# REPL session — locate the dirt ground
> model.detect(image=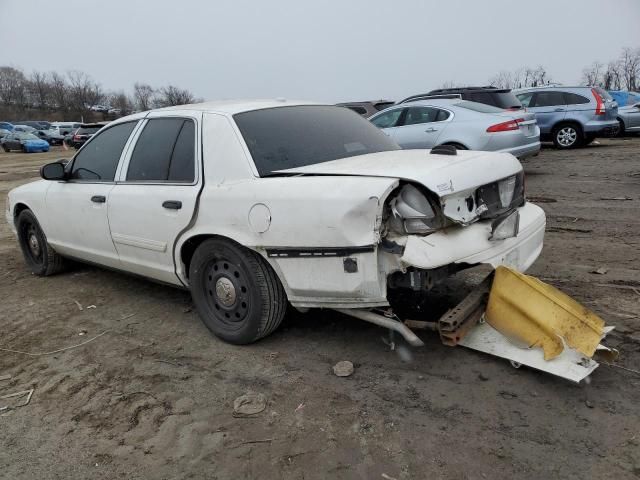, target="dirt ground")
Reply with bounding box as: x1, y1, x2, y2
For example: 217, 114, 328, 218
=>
1, 139, 639, 480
